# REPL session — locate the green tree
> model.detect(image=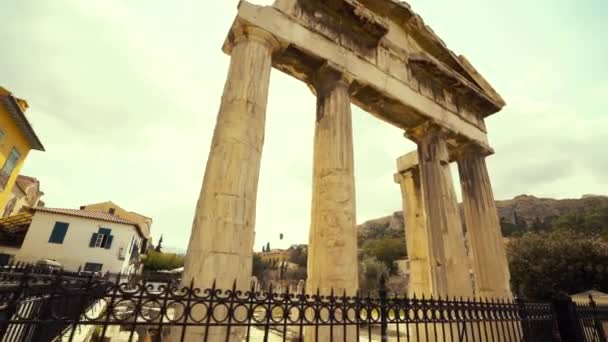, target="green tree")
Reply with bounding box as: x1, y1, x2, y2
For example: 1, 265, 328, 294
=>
553, 203, 608, 239
266, 242, 271, 252
362, 237, 406, 274
359, 258, 388, 294
154, 235, 163, 253
507, 230, 608, 300
143, 250, 184, 271
287, 246, 307, 267
252, 254, 271, 281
